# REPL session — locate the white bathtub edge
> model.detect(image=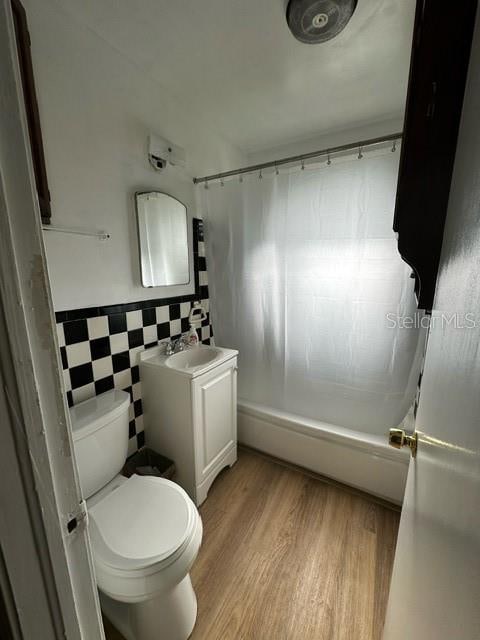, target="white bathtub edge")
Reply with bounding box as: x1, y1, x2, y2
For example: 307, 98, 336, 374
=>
237, 401, 408, 505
